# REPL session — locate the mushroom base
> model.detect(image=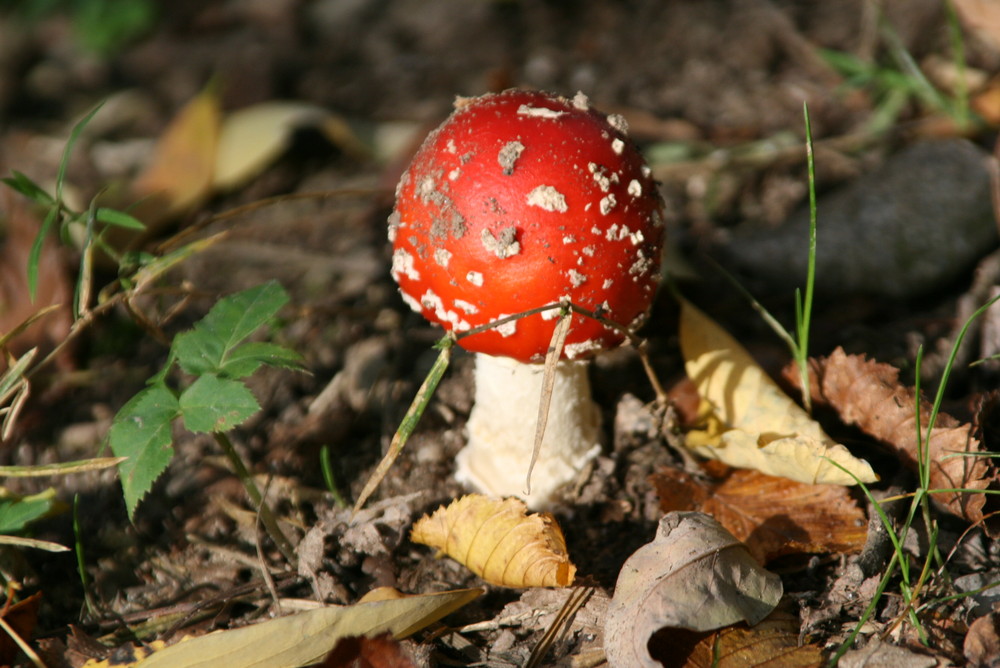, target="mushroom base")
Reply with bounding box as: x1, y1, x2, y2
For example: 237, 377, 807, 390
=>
455, 353, 602, 509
